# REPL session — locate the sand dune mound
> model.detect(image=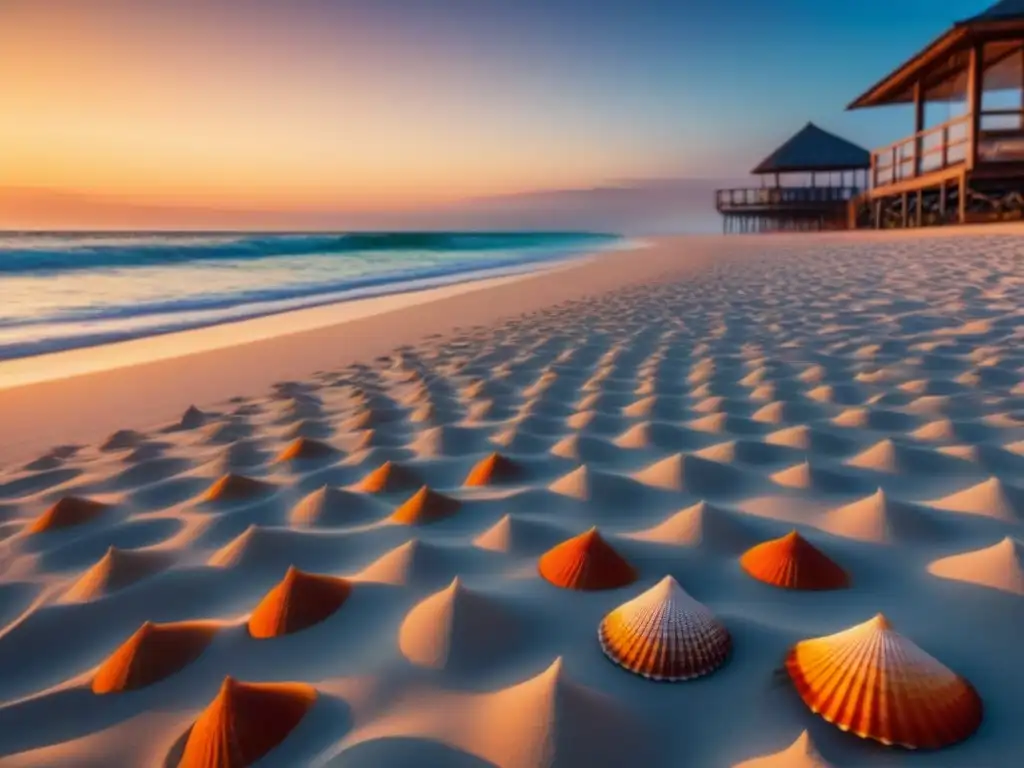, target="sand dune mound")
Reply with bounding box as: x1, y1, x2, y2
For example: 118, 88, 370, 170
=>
471, 658, 647, 768
201, 473, 275, 505
122, 441, 170, 463
390, 487, 461, 525
28, 496, 110, 534
355, 461, 423, 494
911, 418, 977, 443
627, 501, 762, 553
930, 477, 1024, 521
732, 731, 834, 768
538, 528, 637, 590
248, 566, 353, 638
398, 577, 518, 671
178, 677, 317, 768
356, 539, 462, 586
473, 514, 566, 555
764, 425, 856, 456
101, 429, 146, 452
942, 443, 1024, 475
612, 422, 658, 449
290, 486, 384, 528
632, 453, 746, 496
694, 439, 799, 467
740, 531, 850, 590
63, 545, 174, 602
92, 620, 218, 694
621, 395, 656, 418
547, 465, 638, 503
275, 437, 339, 464
343, 407, 402, 432
203, 420, 254, 445
463, 452, 524, 487
565, 409, 622, 434
549, 434, 617, 463
409, 426, 485, 457
927, 537, 1024, 595
807, 384, 866, 405
770, 461, 871, 495
821, 489, 948, 544
844, 438, 961, 474
751, 400, 824, 425
179, 406, 209, 430
211, 439, 269, 472
686, 412, 763, 436
490, 426, 553, 454
517, 397, 575, 420
207, 525, 329, 570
